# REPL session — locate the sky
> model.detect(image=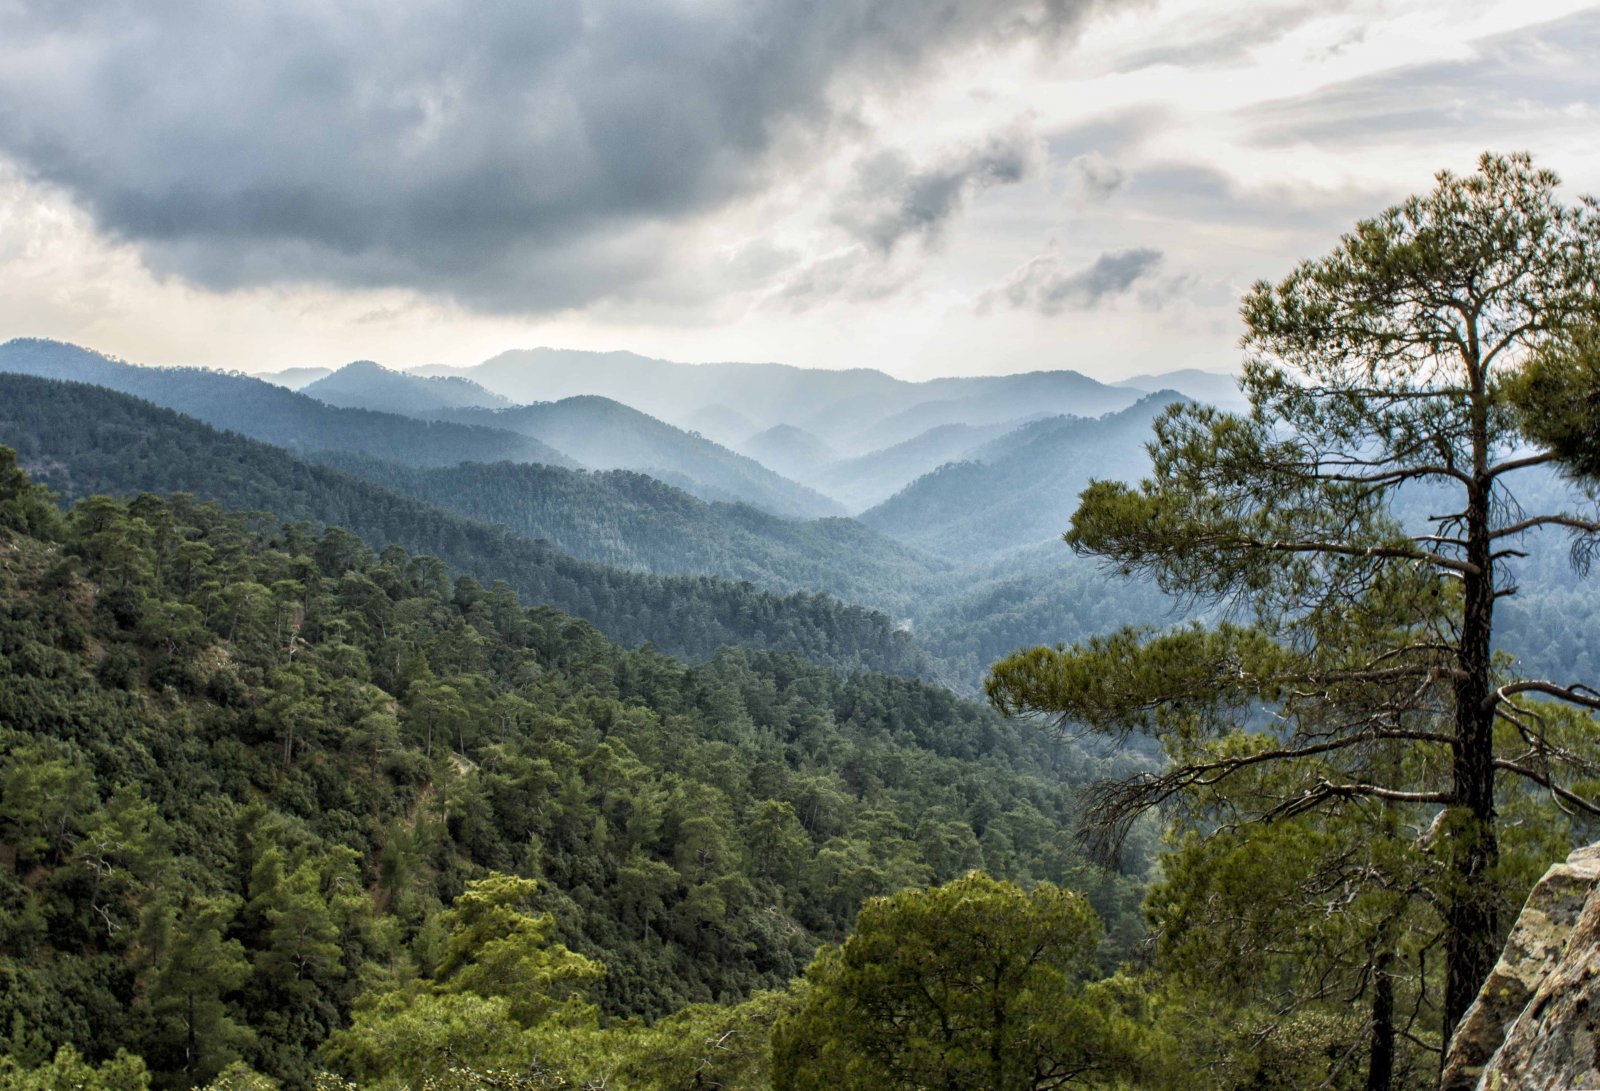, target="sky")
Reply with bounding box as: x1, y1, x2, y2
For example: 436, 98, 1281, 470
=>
1, 0, 1598, 382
